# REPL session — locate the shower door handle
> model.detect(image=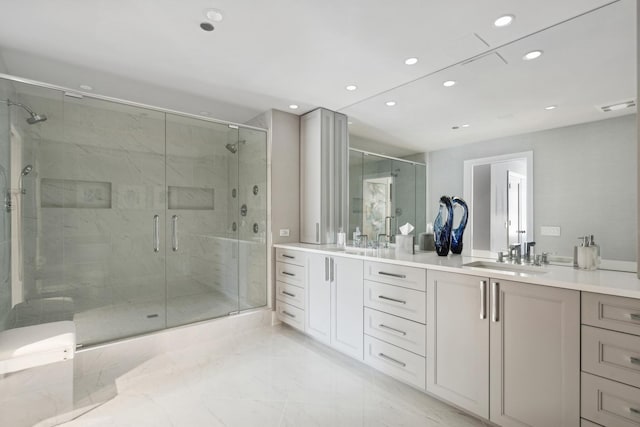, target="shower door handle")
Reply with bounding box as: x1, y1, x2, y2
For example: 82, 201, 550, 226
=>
172, 215, 178, 252
153, 215, 160, 252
